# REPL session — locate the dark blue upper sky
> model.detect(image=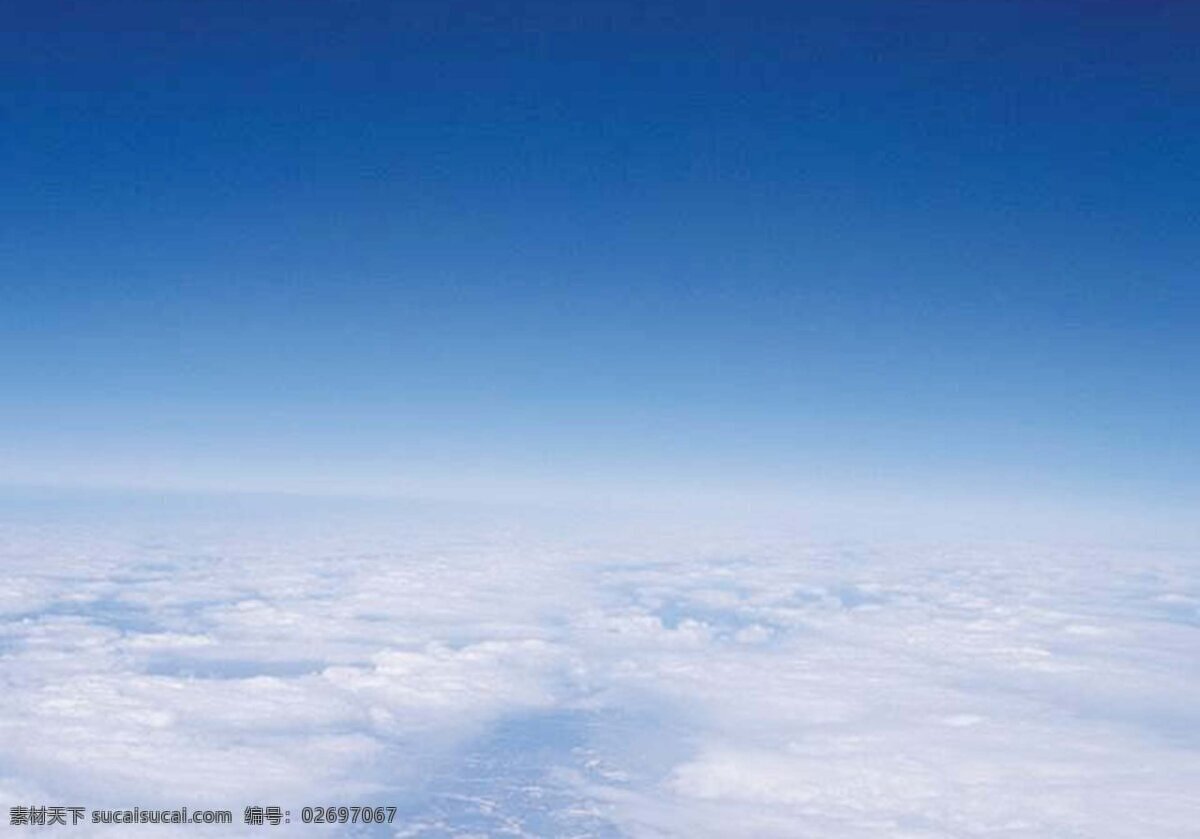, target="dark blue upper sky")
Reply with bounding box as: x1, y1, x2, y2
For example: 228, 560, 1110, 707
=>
2, 1, 1197, 525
